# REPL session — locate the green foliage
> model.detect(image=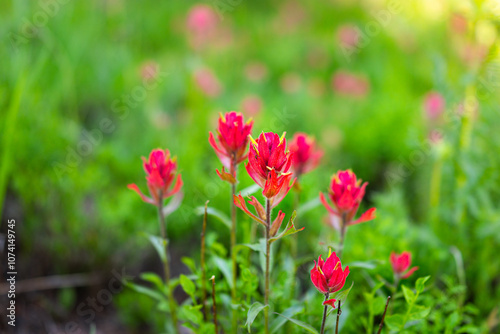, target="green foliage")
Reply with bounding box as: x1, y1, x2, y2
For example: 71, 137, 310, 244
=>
246, 302, 268, 333
385, 276, 431, 332
3, 0, 500, 333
